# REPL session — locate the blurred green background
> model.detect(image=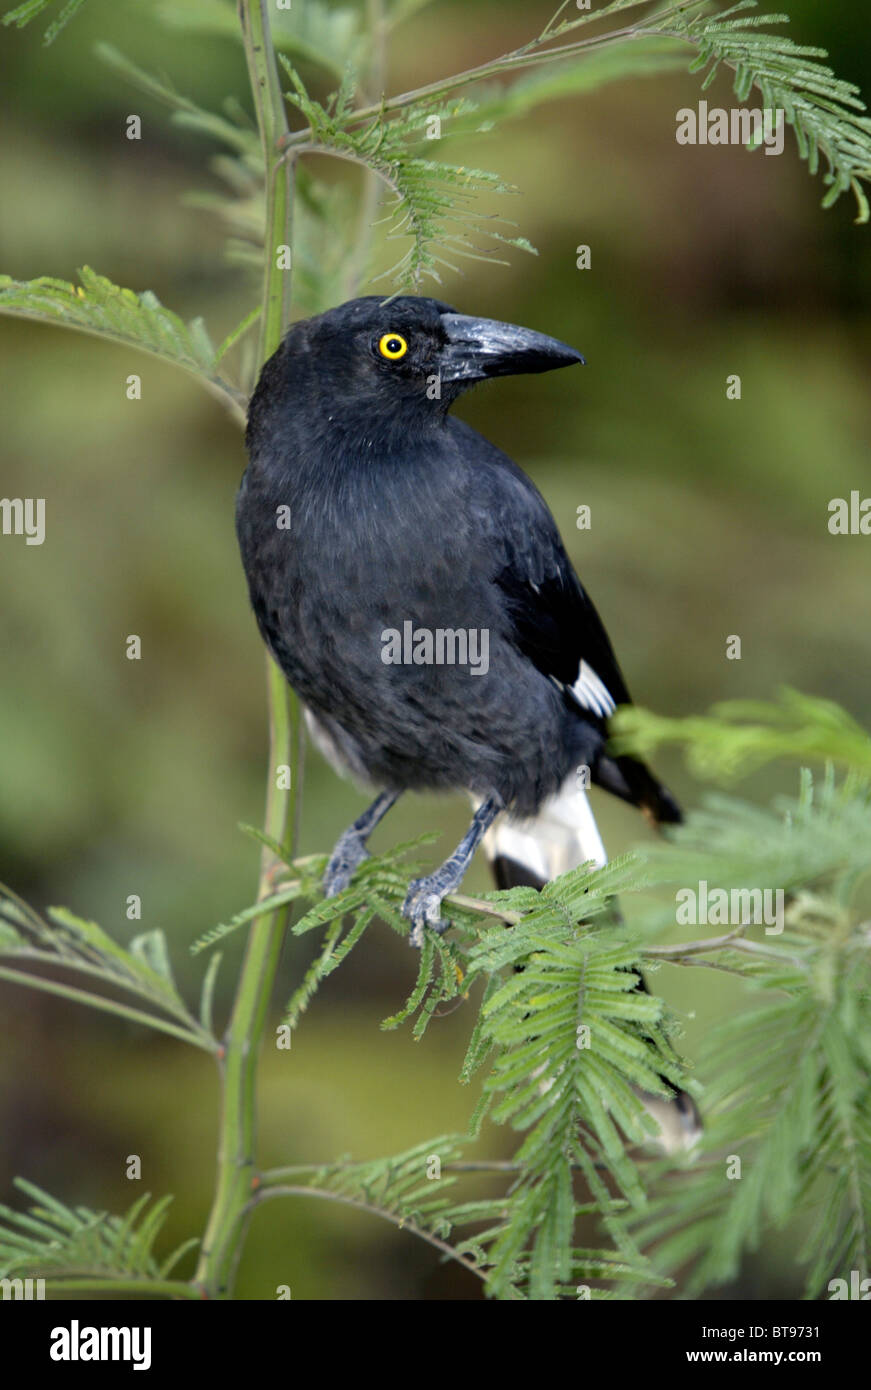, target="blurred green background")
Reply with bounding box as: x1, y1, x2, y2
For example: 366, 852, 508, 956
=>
1, 0, 869, 1299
